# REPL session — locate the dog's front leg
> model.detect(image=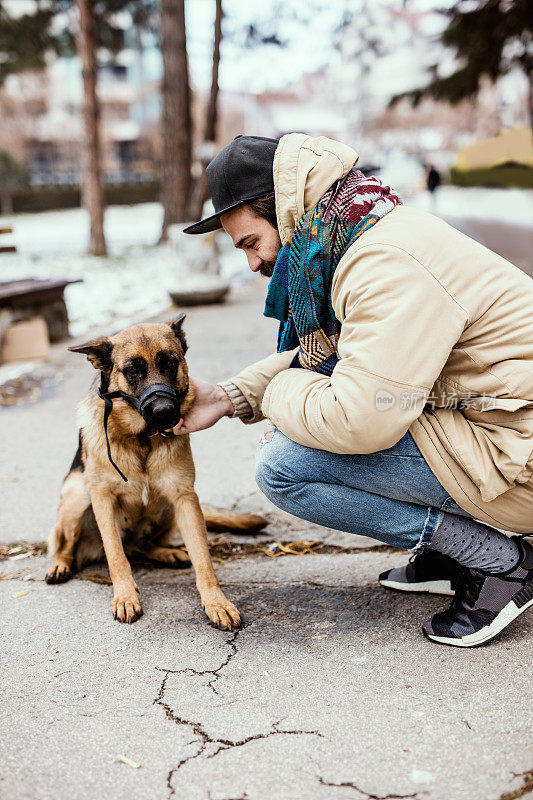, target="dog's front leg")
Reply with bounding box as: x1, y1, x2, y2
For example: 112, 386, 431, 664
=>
91, 490, 143, 623
173, 489, 242, 630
